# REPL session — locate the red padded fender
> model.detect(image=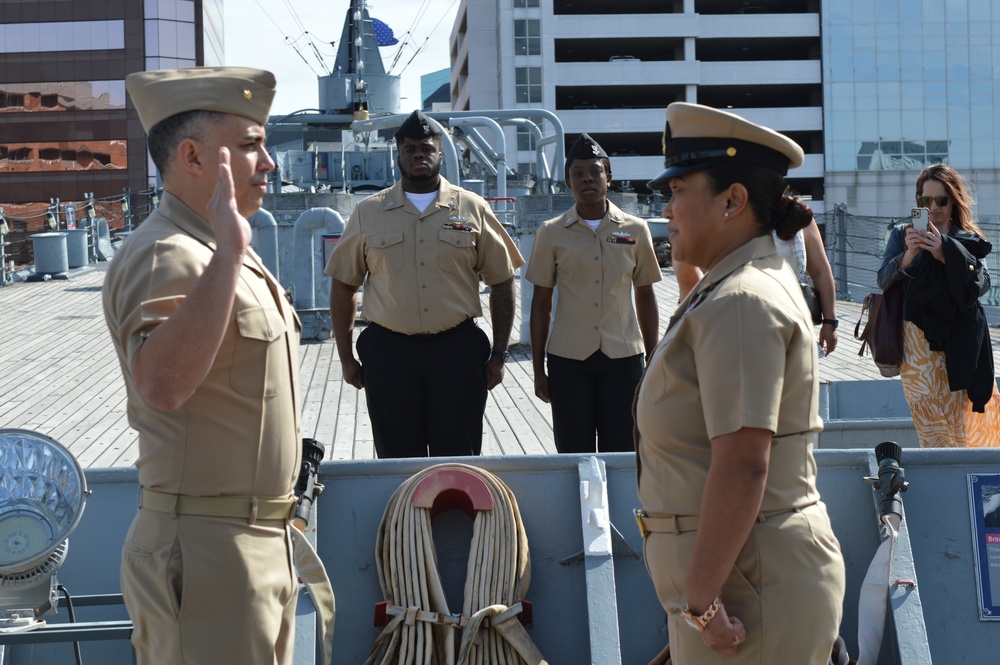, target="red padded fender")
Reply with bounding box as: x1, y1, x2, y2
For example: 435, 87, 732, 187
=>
411, 468, 495, 519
